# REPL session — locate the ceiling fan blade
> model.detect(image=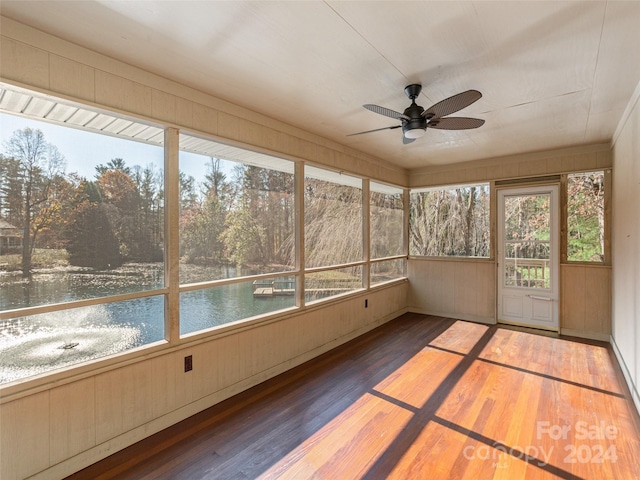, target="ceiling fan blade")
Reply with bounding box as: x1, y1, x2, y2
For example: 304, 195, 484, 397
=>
428, 117, 485, 130
424, 90, 482, 119
402, 136, 416, 145
364, 104, 409, 121
347, 125, 401, 136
